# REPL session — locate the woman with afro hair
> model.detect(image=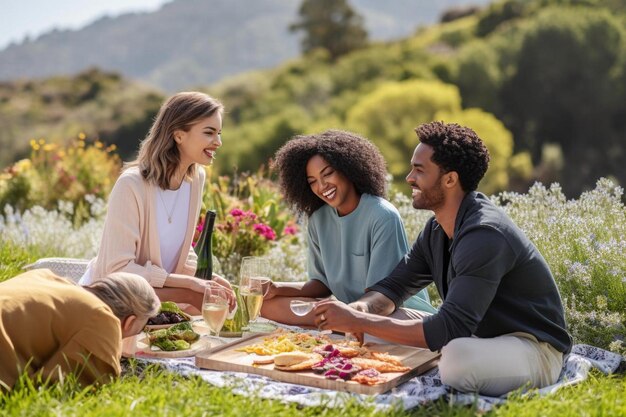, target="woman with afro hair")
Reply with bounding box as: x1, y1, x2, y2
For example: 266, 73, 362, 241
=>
261, 130, 435, 326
